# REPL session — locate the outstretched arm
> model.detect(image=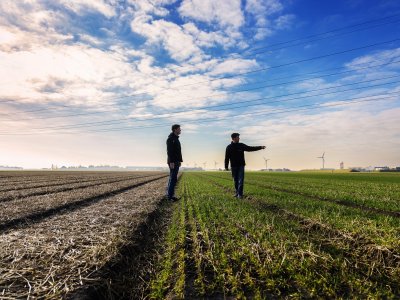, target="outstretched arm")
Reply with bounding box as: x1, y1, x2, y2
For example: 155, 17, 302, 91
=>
243, 144, 266, 152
